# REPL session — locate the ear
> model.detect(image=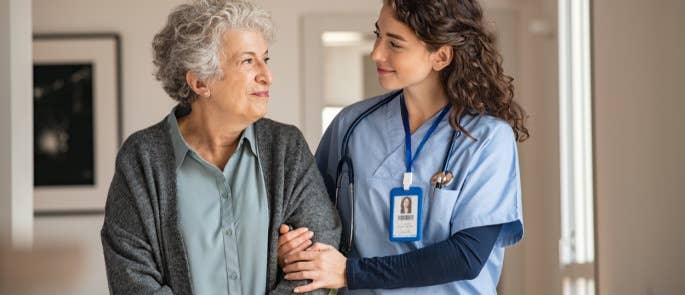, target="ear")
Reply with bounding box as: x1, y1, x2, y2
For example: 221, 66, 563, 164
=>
185, 71, 211, 98
431, 45, 453, 72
